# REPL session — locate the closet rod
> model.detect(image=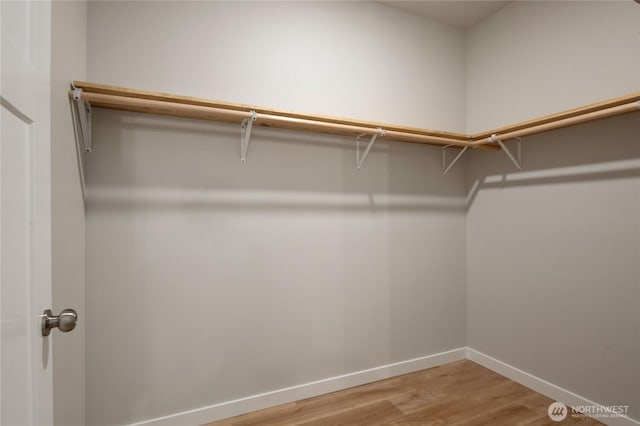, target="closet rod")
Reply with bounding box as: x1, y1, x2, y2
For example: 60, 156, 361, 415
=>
72, 91, 475, 148
472, 93, 640, 141
473, 101, 640, 145
70, 81, 639, 152
72, 81, 470, 143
